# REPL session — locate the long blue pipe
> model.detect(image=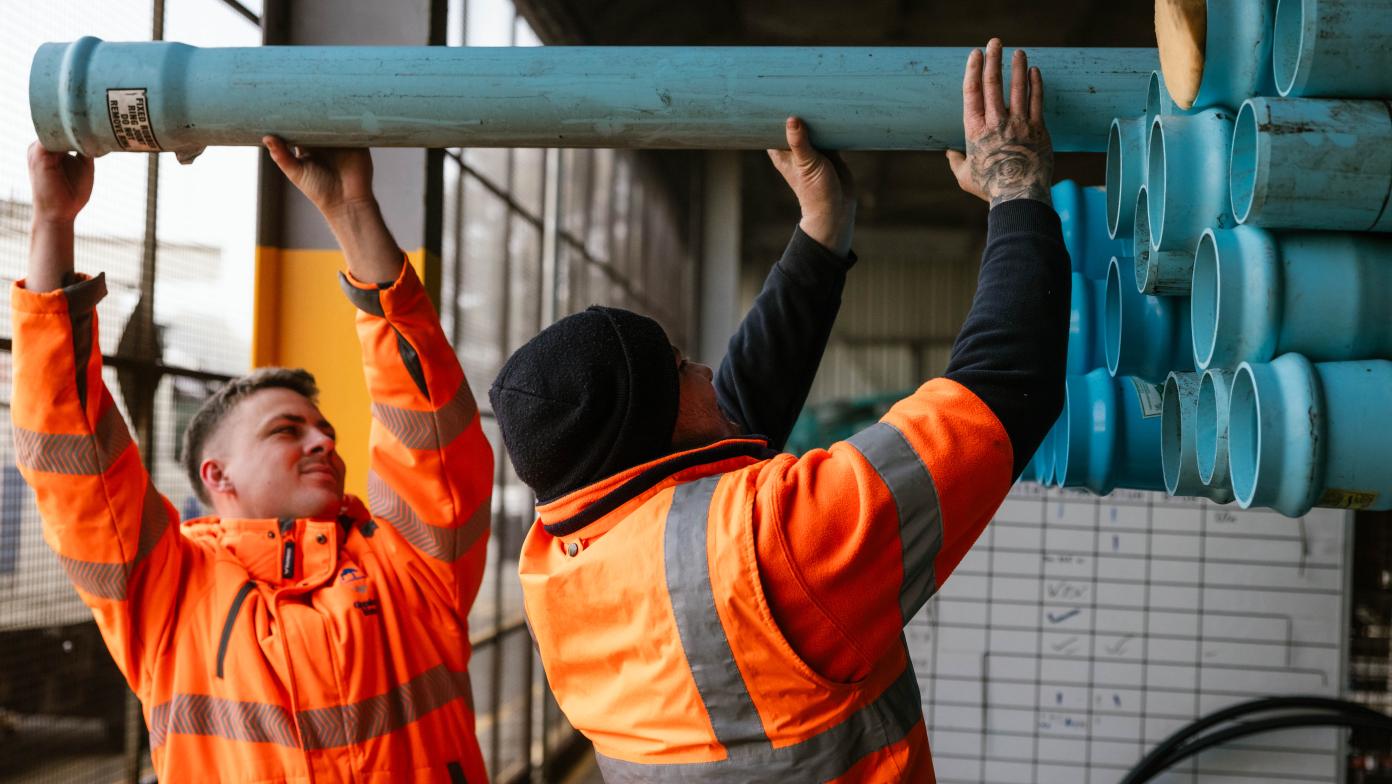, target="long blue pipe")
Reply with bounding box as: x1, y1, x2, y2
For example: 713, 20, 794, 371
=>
1229, 354, 1392, 516
1105, 256, 1194, 383
1053, 181, 1127, 281
1056, 369, 1166, 495
1191, 227, 1392, 369
29, 38, 1158, 156
1132, 186, 1195, 295
1196, 368, 1235, 490
1230, 97, 1392, 232
1274, 0, 1392, 98
1066, 273, 1108, 375
1146, 109, 1235, 254
1161, 371, 1235, 503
